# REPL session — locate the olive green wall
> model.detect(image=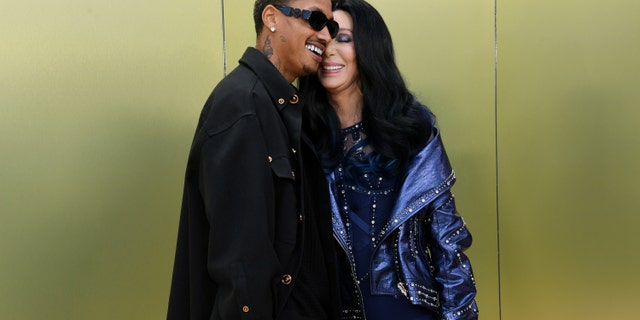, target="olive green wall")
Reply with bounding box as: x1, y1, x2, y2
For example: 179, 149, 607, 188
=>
498, 0, 640, 319
1, 0, 638, 319
1, 0, 221, 319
